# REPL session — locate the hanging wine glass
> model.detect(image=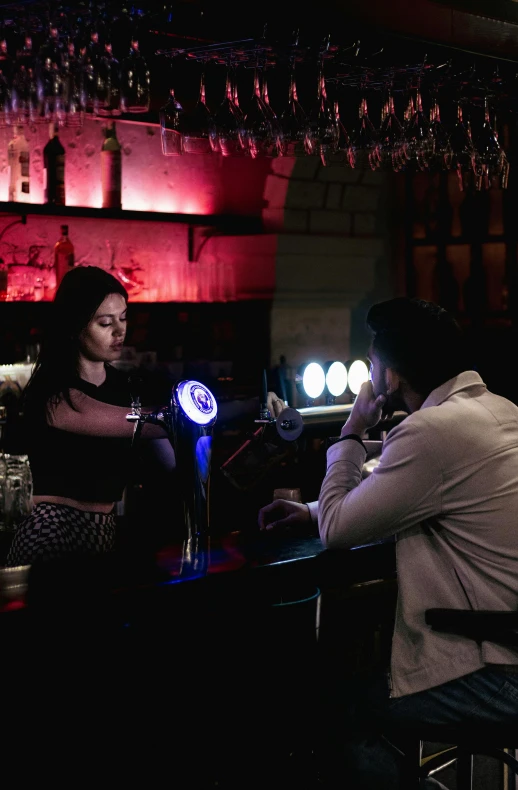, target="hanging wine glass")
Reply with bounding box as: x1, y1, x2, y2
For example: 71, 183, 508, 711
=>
449, 102, 476, 191
0, 68, 10, 127
307, 70, 339, 166
243, 69, 276, 158
38, 57, 65, 124
378, 91, 404, 171
327, 101, 354, 167
120, 39, 150, 114
96, 43, 121, 117
179, 71, 214, 154
472, 98, 509, 190
280, 67, 310, 157
428, 97, 451, 172
64, 41, 85, 127
353, 95, 380, 171
159, 87, 184, 155
211, 70, 245, 156
404, 84, 432, 170
11, 37, 37, 125
261, 70, 282, 156
0, 40, 12, 127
